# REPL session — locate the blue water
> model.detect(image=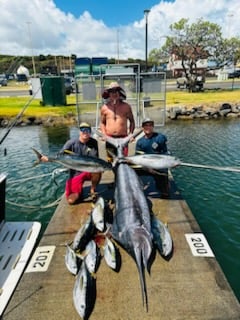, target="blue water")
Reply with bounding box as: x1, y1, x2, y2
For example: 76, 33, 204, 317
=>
0, 126, 70, 228
0, 120, 240, 302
